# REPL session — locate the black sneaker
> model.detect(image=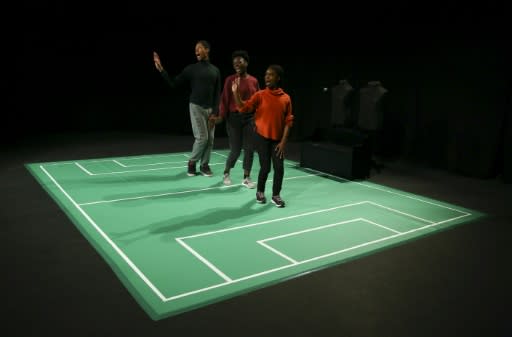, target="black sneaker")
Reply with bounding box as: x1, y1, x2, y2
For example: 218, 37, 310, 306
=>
200, 163, 213, 177
256, 191, 266, 204
187, 160, 197, 176
271, 195, 285, 208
